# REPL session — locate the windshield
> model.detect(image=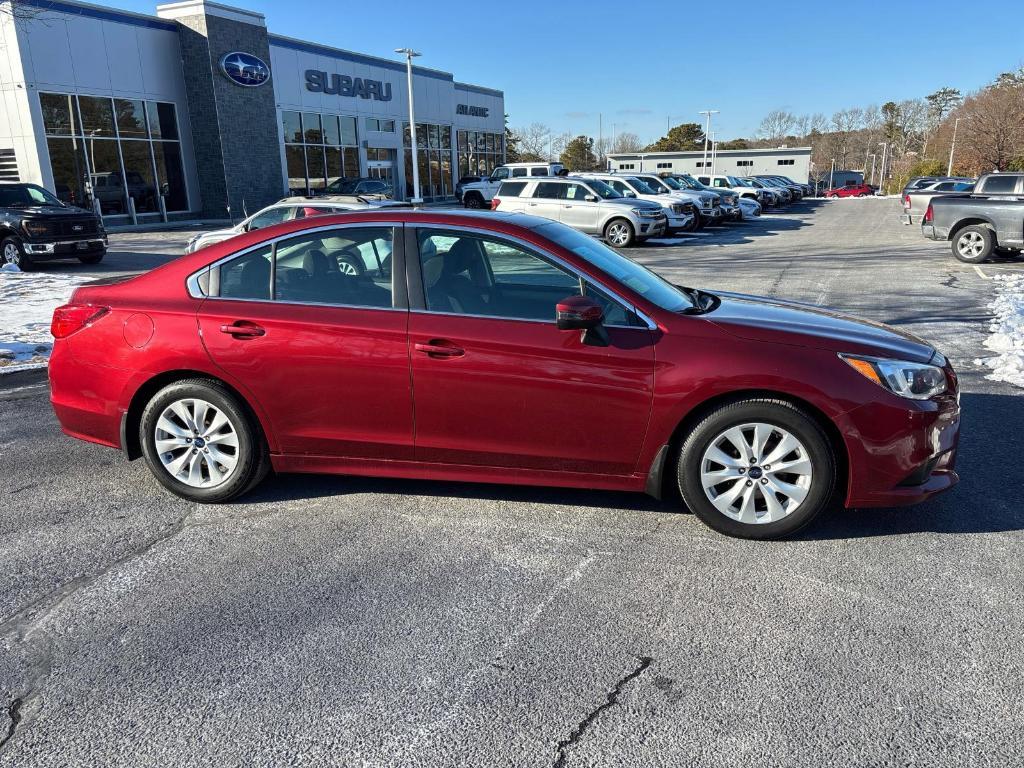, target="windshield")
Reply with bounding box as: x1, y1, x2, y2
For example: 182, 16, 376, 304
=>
537, 222, 696, 312
725, 176, 743, 186
586, 179, 622, 199
677, 175, 704, 190
326, 178, 360, 194
625, 177, 658, 195
653, 176, 681, 190
0, 184, 65, 207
